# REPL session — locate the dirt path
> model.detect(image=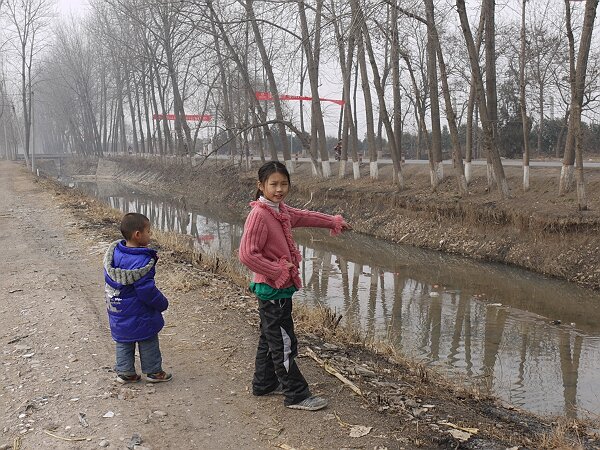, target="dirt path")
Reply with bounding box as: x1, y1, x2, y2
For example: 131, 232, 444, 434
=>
3, 161, 597, 450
